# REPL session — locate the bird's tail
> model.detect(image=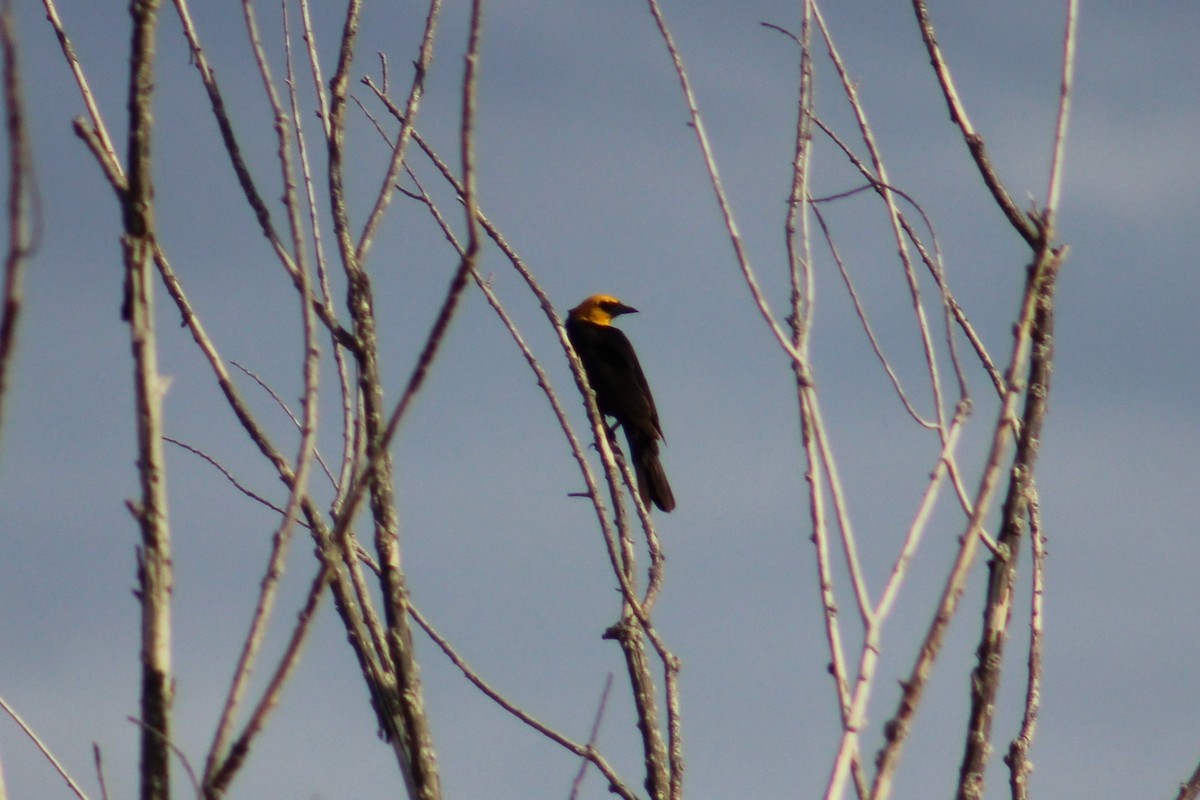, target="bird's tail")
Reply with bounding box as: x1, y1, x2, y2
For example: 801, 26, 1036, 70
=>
627, 430, 675, 513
